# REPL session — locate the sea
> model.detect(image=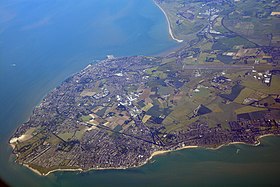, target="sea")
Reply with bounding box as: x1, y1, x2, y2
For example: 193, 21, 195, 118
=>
0, 0, 280, 186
